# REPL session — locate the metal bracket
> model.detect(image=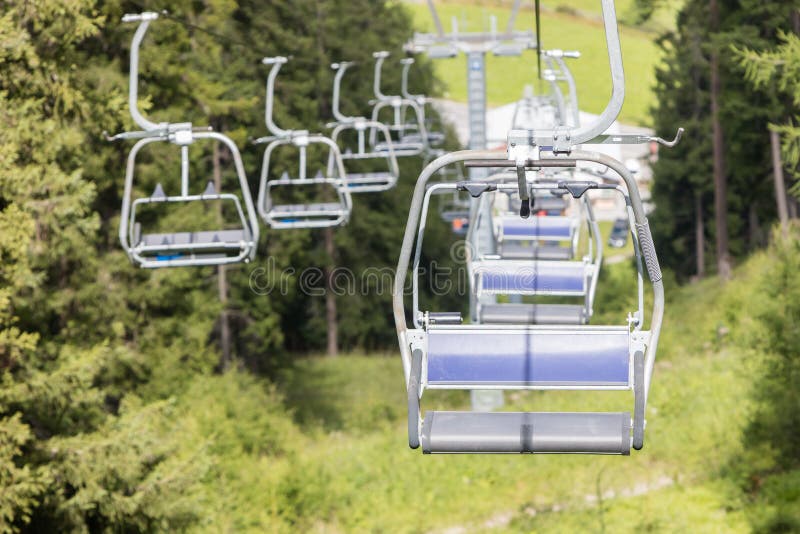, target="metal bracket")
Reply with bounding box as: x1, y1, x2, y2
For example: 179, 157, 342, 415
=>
121, 11, 159, 23
507, 130, 540, 217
